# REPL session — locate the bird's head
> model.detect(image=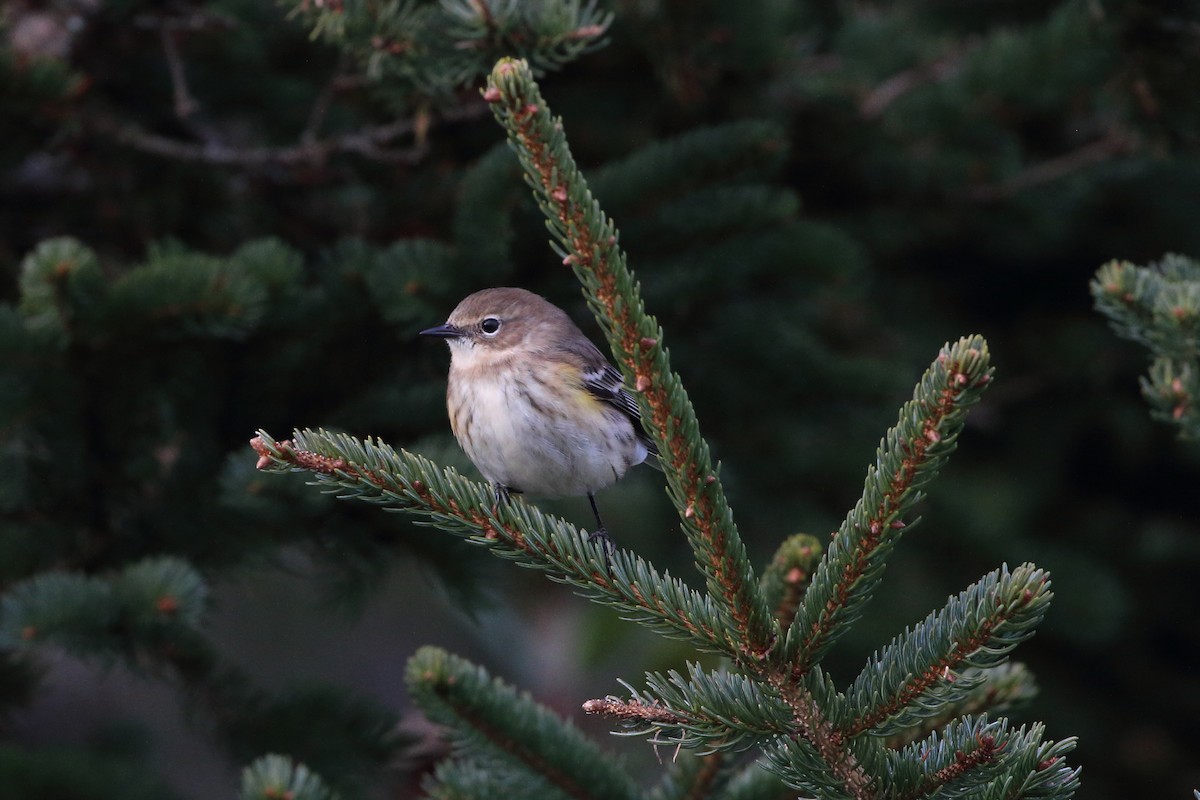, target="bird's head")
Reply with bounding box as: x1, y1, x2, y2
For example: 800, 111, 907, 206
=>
420, 287, 574, 364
